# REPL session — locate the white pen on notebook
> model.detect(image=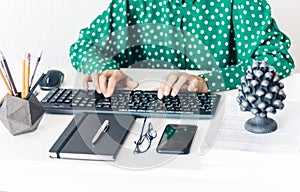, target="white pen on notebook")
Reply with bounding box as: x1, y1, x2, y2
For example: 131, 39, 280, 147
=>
92, 120, 109, 144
